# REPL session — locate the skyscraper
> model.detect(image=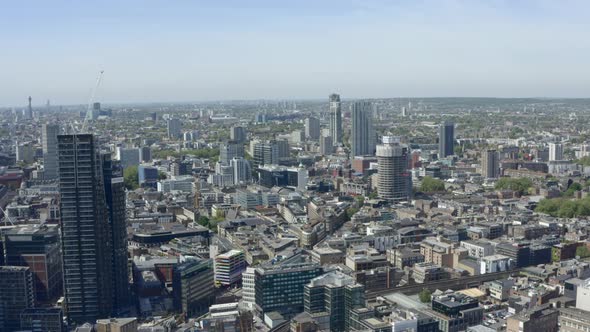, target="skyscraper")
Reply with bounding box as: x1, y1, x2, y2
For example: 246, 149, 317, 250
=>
320, 135, 333, 155
23, 96, 33, 119
231, 157, 252, 184
549, 143, 563, 161
482, 149, 500, 179
351, 101, 375, 157
305, 117, 320, 140
167, 118, 182, 139
230, 126, 247, 143
439, 121, 455, 158
42, 124, 60, 180
101, 154, 131, 312
376, 137, 411, 202
220, 140, 245, 164
58, 134, 113, 324
329, 94, 342, 145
